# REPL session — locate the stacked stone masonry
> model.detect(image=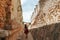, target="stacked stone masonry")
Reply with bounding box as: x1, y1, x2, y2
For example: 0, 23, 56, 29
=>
30, 23, 60, 40
30, 0, 60, 29
30, 0, 60, 40
0, 0, 24, 40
